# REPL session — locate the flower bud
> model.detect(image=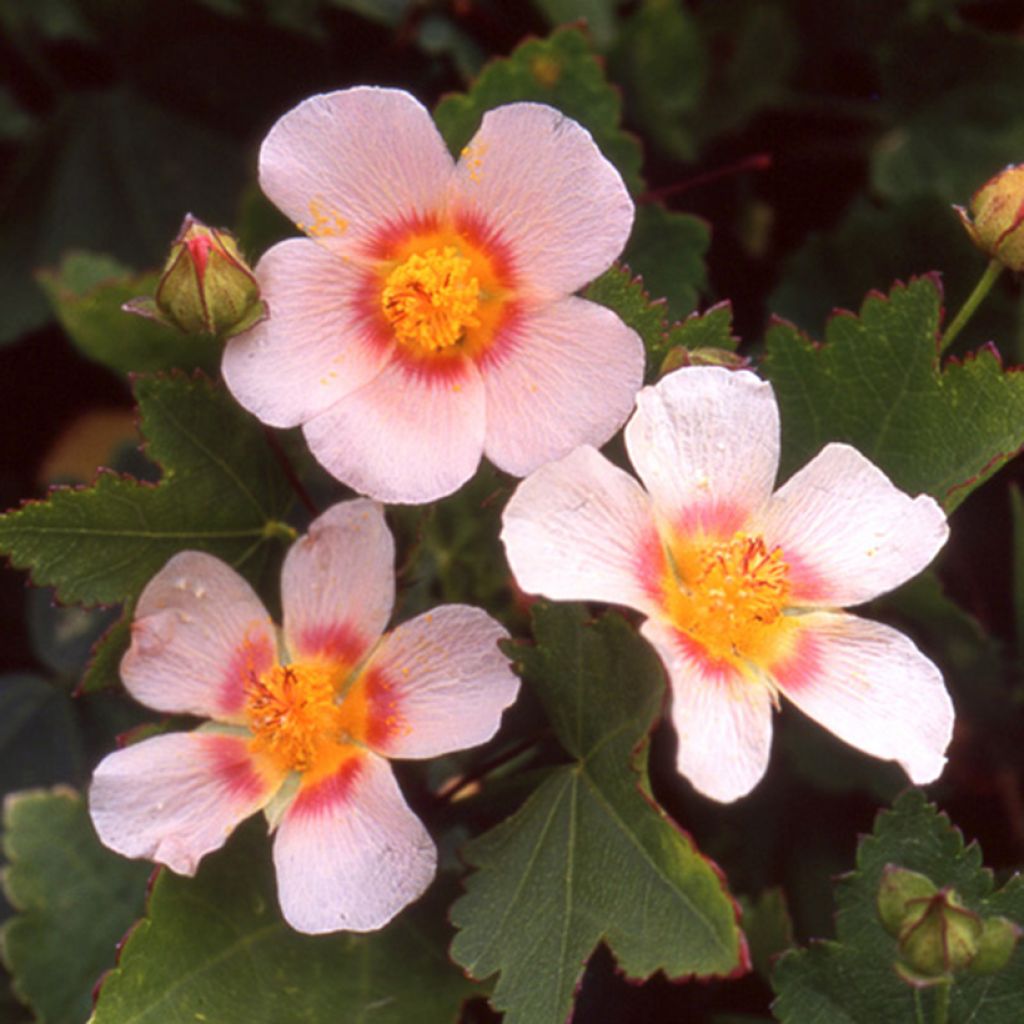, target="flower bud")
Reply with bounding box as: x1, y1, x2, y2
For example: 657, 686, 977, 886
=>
955, 164, 1024, 272
968, 915, 1021, 975
125, 214, 266, 338
659, 346, 749, 376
